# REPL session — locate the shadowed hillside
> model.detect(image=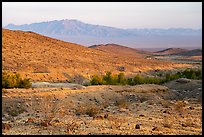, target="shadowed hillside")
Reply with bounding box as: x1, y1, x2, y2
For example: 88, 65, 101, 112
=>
175, 49, 202, 56
154, 48, 188, 55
